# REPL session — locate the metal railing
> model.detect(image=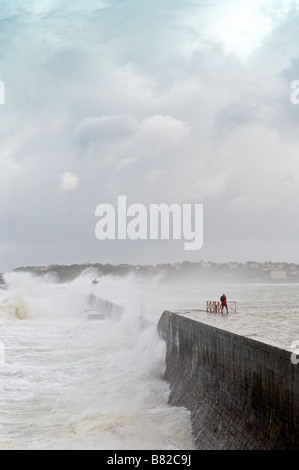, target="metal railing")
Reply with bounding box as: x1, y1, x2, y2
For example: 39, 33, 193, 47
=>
206, 301, 237, 315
